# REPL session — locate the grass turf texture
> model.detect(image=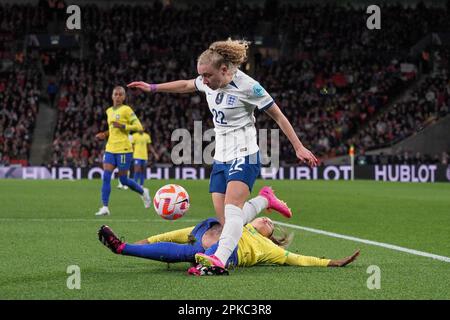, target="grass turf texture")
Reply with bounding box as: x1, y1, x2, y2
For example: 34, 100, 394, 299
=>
0, 179, 449, 299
